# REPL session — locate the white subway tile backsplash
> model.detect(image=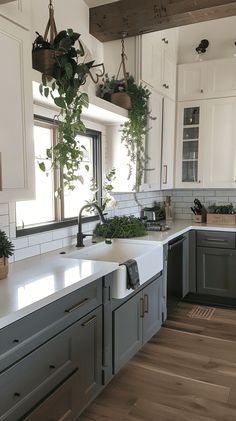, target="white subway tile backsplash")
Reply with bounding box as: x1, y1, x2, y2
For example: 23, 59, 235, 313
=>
0, 215, 9, 227
29, 232, 53, 246
40, 239, 63, 254
52, 227, 74, 240
0, 204, 9, 215
12, 237, 28, 250
14, 245, 41, 261
9, 203, 16, 223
